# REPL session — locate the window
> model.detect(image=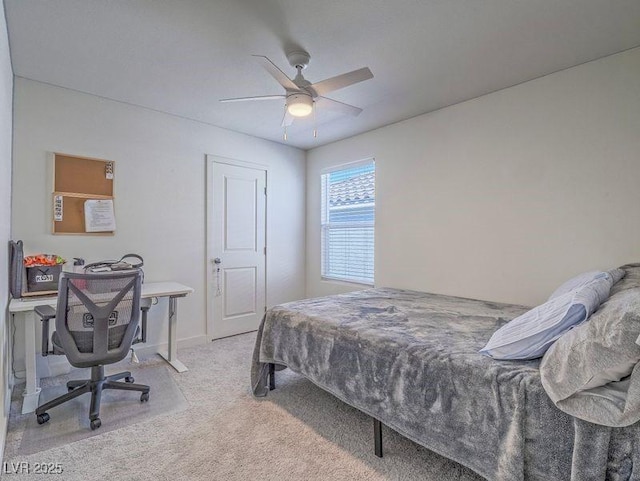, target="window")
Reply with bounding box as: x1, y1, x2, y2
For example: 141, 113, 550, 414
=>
321, 160, 375, 285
